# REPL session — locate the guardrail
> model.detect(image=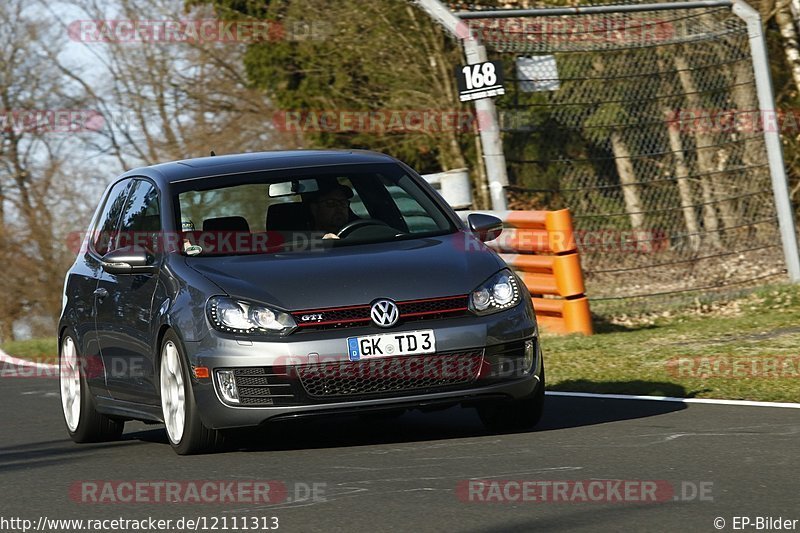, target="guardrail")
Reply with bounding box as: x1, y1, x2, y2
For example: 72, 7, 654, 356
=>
463, 209, 593, 335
